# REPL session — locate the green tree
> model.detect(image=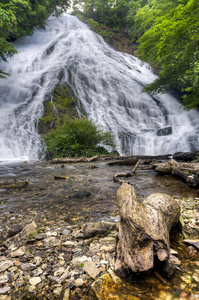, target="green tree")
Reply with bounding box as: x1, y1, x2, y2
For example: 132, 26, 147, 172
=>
0, 0, 70, 76
137, 0, 199, 108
